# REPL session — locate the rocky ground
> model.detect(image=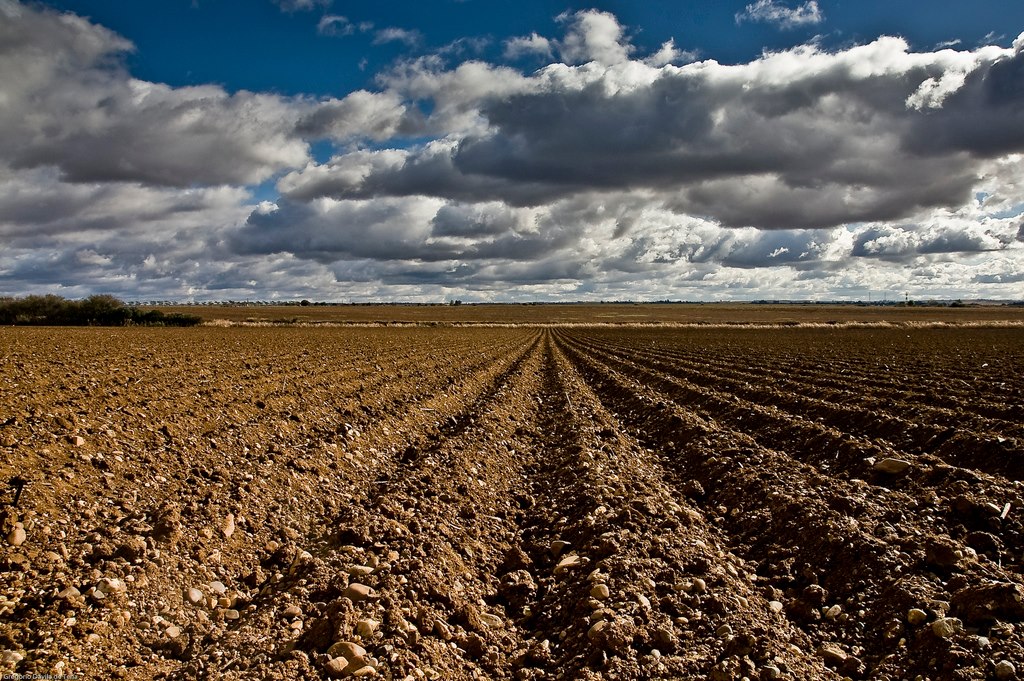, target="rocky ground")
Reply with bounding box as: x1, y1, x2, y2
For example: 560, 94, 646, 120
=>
1, 325, 1022, 680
